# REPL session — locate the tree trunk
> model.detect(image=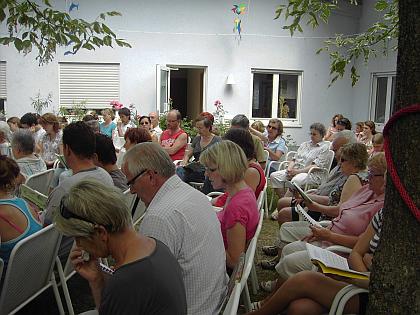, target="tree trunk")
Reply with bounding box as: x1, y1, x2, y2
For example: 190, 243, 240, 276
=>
367, 0, 420, 314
